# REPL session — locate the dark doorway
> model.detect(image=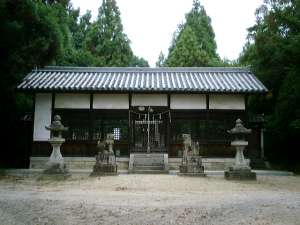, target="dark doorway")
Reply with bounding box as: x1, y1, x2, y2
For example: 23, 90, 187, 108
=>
130, 106, 169, 153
